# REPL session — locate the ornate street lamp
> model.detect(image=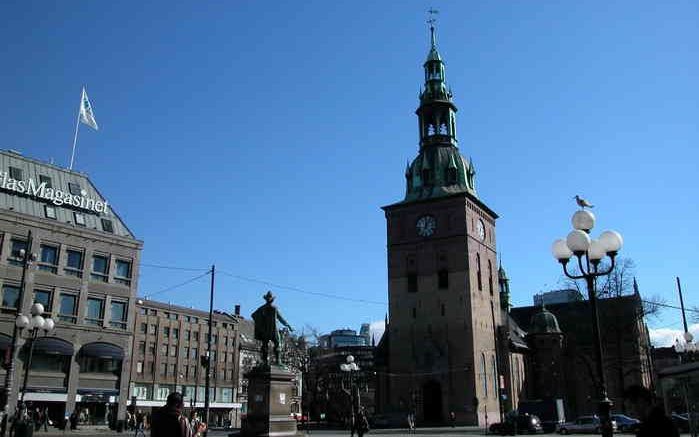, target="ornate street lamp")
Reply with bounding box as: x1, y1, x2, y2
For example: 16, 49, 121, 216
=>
16, 302, 56, 405
340, 355, 360, 429
552, 208, 623, 437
